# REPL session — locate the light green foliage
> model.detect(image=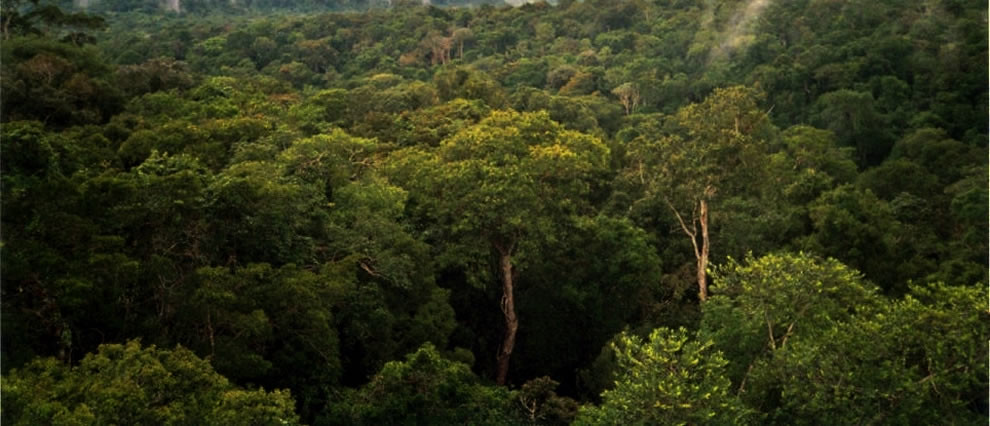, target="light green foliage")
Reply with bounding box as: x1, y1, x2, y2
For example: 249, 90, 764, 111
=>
623, 85, 771, 200
701, 253, 988, 424
751, 283, 989, 424
278, 129, 380, 191
770, 125, 857, 204
397, 109, 609, 279
666, 86, 772, 189
1, 340, 300, 425
392, 98, 490, 146
326, 343, 518, 425
623, 85, 773, 299
702, 252, 879, 387
290, 88, 351, 134
574, 327, 752, 425
388, 109, 610, 383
